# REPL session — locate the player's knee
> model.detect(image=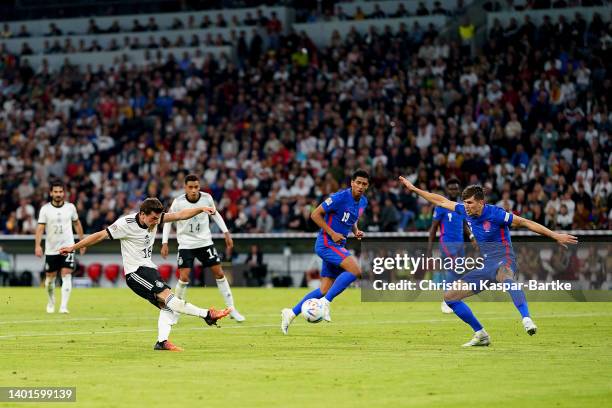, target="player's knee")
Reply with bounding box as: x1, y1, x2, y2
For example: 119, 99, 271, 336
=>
443, 291, 460, 302
496, 266, 513, 282
213, 270, 224, 279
